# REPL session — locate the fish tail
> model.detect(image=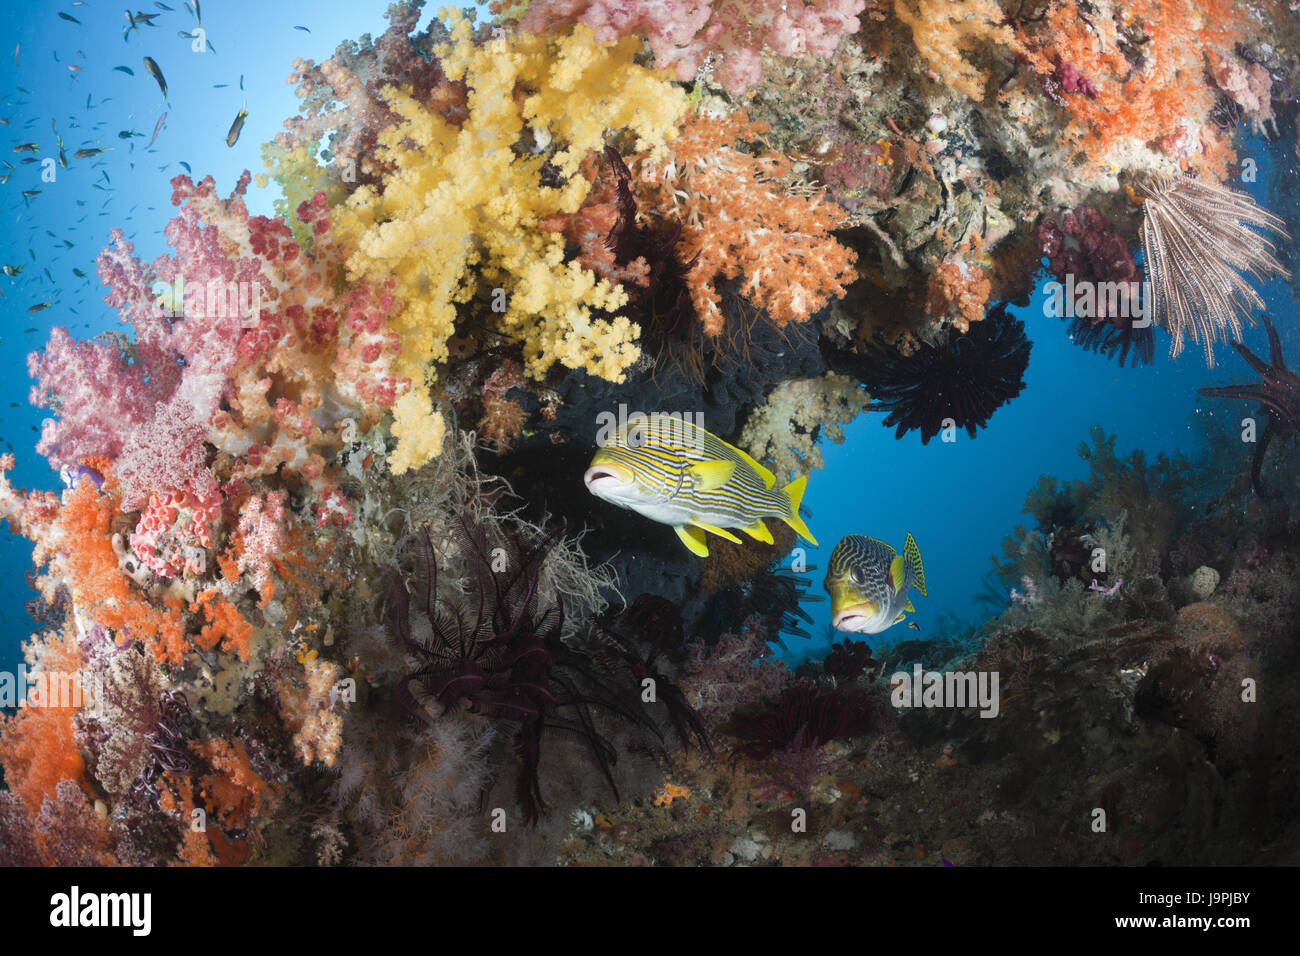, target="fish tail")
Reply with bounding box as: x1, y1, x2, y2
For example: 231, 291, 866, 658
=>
904, 532, 927, 597
779, 475, 817, 546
